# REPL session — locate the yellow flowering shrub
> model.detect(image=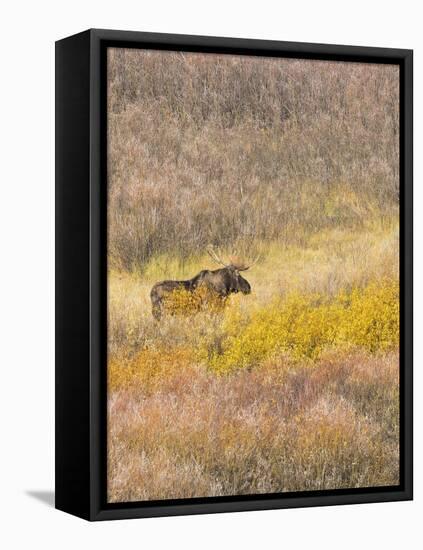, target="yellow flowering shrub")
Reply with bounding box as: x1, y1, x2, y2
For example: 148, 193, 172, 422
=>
162, 286, 227, 316
206, 278, 399, 373
108, 347, 194, 392
336, 280, 399, 352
